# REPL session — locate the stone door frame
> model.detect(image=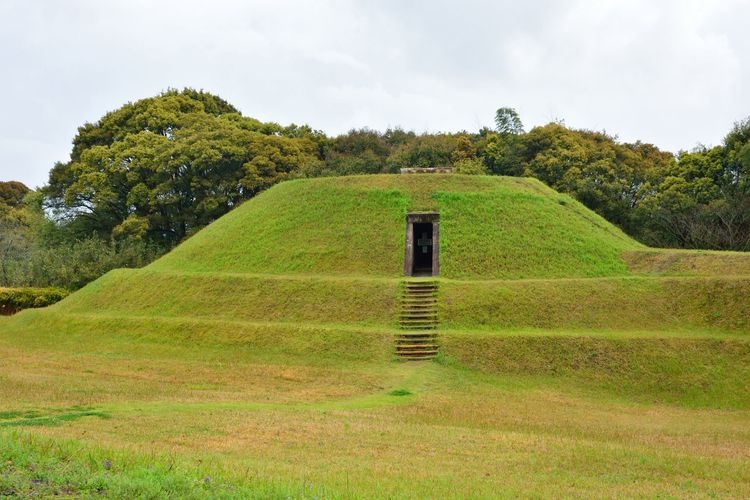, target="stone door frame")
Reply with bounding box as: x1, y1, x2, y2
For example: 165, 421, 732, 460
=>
404, 212, 440, 276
